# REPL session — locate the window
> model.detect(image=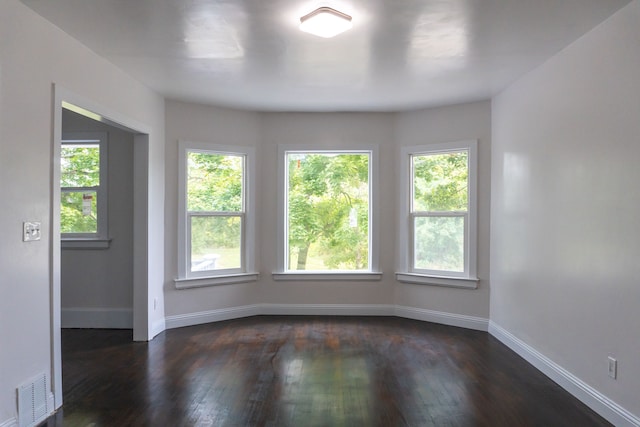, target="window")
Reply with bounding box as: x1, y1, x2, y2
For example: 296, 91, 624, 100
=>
275, 146, 381, 281
60, 132, 109, 247
176, 141, 257, 288
397, 140, 478, 288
